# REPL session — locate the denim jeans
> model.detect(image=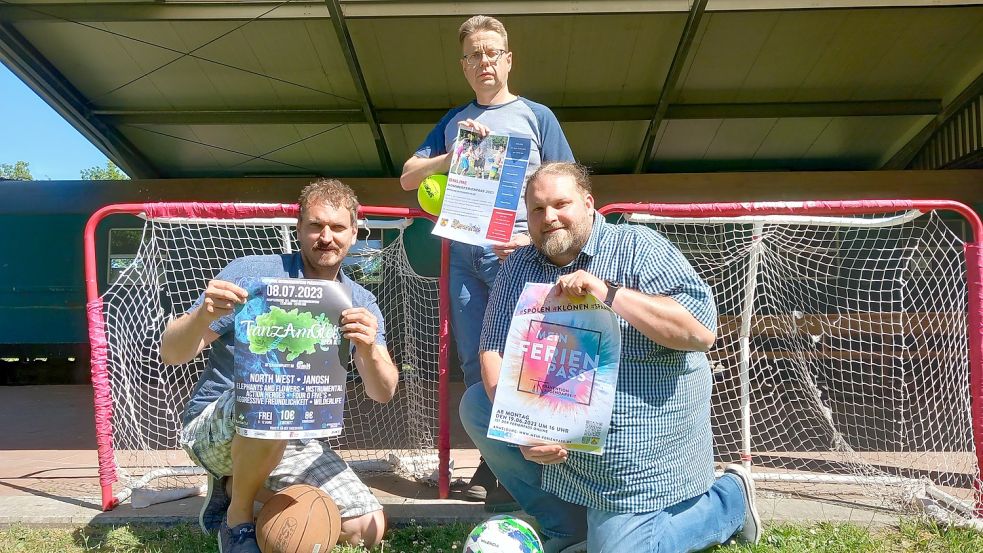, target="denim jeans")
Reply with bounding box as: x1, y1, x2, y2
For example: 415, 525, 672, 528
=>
459, 383, 748, 552
449, 242, 503, 388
